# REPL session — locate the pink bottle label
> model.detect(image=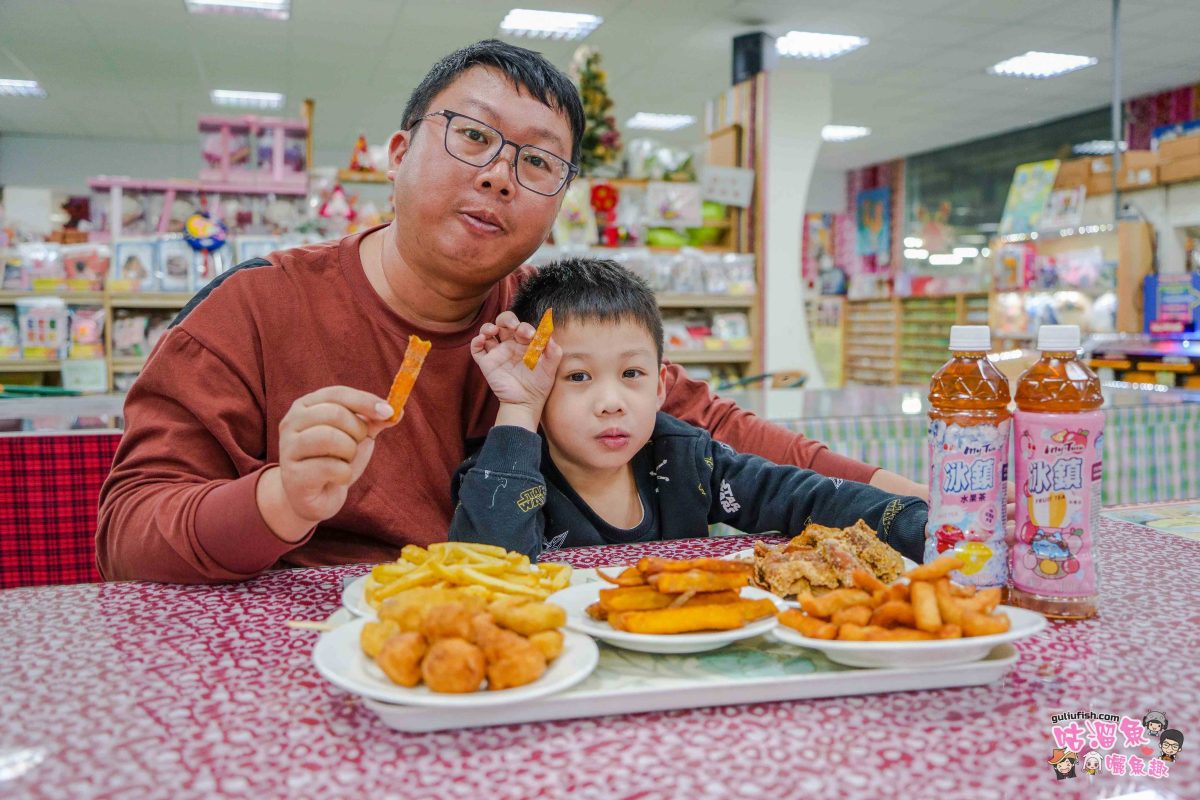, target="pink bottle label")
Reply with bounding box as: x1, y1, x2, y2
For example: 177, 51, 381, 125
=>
925, 418, 1010, 589
1011, 409, 1103, 597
